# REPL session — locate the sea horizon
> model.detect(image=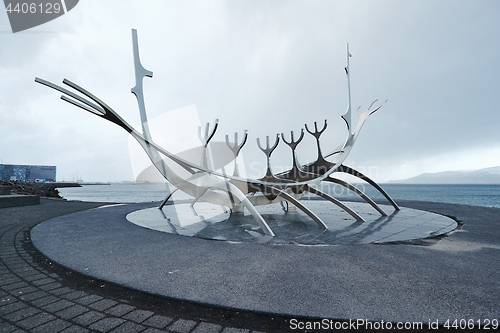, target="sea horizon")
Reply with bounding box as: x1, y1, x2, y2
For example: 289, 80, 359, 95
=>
57, 183, 500, 209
